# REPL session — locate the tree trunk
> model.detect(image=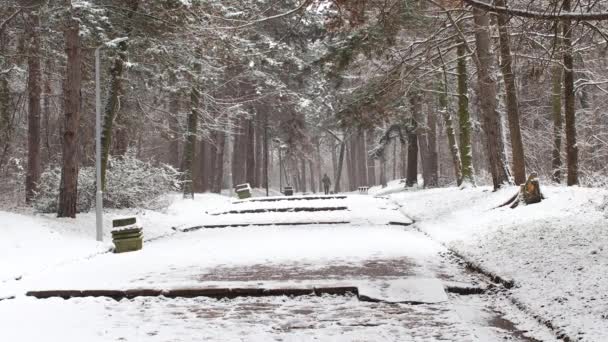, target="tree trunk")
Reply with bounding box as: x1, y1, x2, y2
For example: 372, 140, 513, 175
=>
167, 90, 180, 169
438, 67, 462, 185
412, 91, 431, 187
0, 71, 9, 172
551, 24, 563, 184
401, 141, 407, 179
346, 139, 355, 190
562, 0, 578, 186
367, 129, 376, 185
358, 130, 367, 186
427, 108, 438, 187
495, 0, 526, 185
300, 157, 307, 192
406, 123, 418, 187
231, 123, 241, 187
113, 100, 130, 157
262, 113, 269, 192
0, 25, 10, 172
456, 43, 475, 185
182, 69, 199, 198
473, 8, 511, 190
212, 132, 225, 193
57, 15, 81, 218
254, 112, 262, 188
315, 140, 322, 192
195, 138, 207, 192
100, 0, 139, 190
380, 153, 387, 187
207, 132, 217, 191
392, 140, 397, 180
334, 138, 346, 193
309, 159, 315, 193
331, 142, 337, 182
246, 118, 255, 186
26, 10, 42, 203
